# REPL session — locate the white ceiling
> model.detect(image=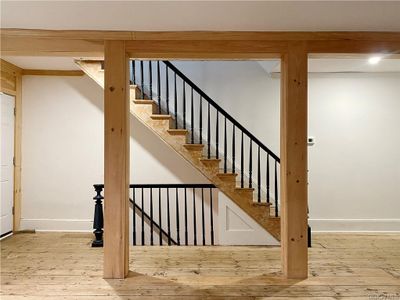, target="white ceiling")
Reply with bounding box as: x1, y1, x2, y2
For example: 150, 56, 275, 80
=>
3, 56, 400, 73
1, 1, 400, 31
